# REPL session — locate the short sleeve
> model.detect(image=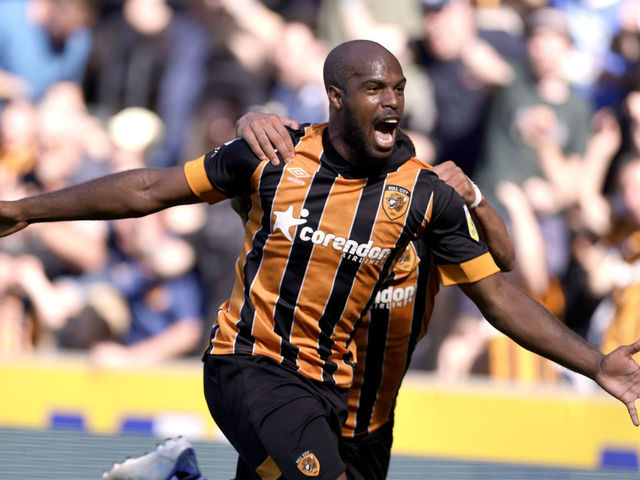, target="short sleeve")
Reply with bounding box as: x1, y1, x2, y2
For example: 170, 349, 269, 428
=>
183, 138, 262, 203
423, 181, 500, 286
